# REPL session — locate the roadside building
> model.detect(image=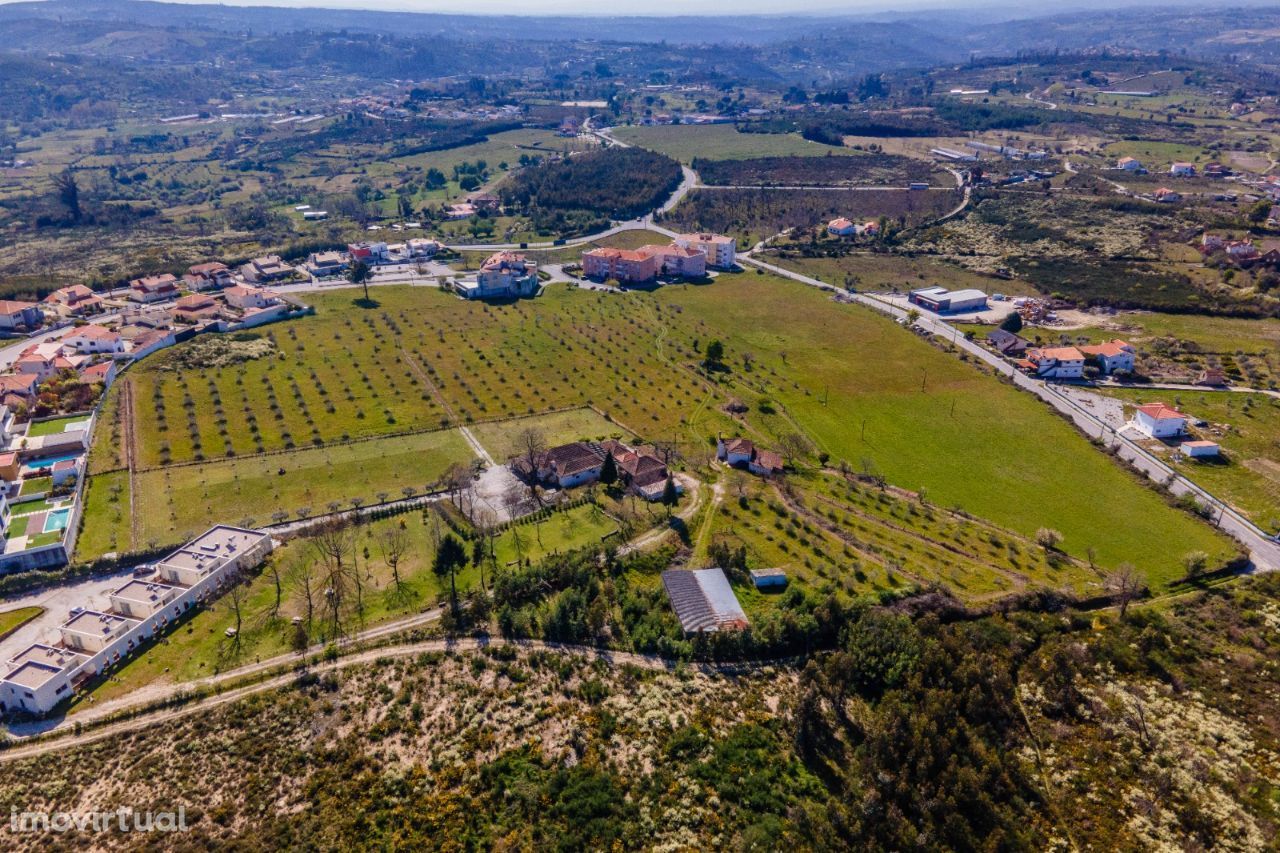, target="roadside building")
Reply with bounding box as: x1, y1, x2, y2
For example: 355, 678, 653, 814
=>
908, 287, 988, 314
224, 285, 279, 311
1117, 156, 1142, 171
240, 256, 294, 284
674, 233, 736, 269
61, 324, 127, 355
174, 293, 222, 324
456, 252, 538, 300
1079, 339, 1135, 374
1024, 346, 1085, 379
1132, 402, 1188, 439
306, 251, 349, 278
1170, 162, 1196, 177
985, 328, 1029, 356
582, 247, 658, 284
1180, 440, 1220, 458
